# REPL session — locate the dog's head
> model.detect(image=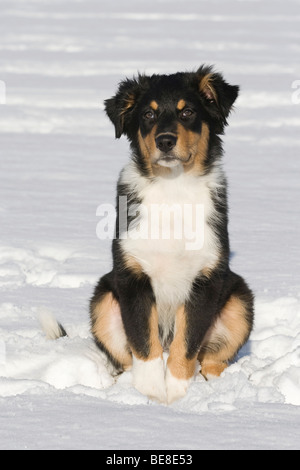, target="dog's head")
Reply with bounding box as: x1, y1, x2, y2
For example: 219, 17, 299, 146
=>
105, 66, 239, 175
